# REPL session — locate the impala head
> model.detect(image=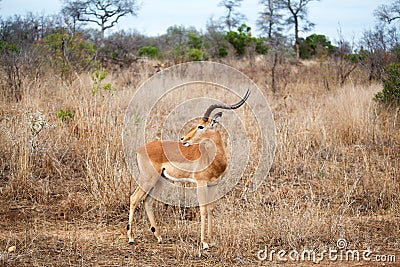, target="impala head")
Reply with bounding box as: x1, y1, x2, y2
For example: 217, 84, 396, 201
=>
180, 89, 250, 146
